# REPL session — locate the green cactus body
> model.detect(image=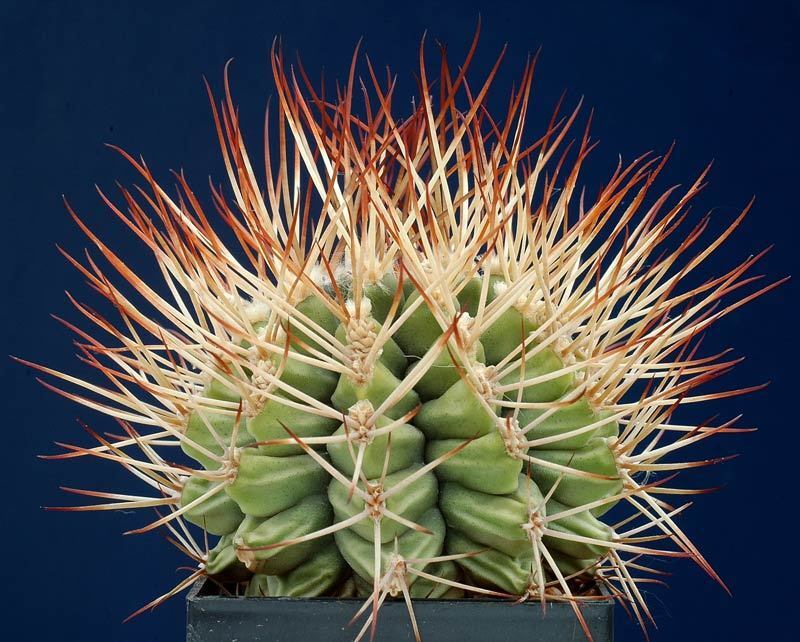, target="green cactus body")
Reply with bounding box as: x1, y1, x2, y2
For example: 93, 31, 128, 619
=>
175, 271, 624, 600
180, 476, 244, 536
390, 274, 619, 596
182, 406, 255, 470
178, 325, 348, 590
247, 542, 348, 597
